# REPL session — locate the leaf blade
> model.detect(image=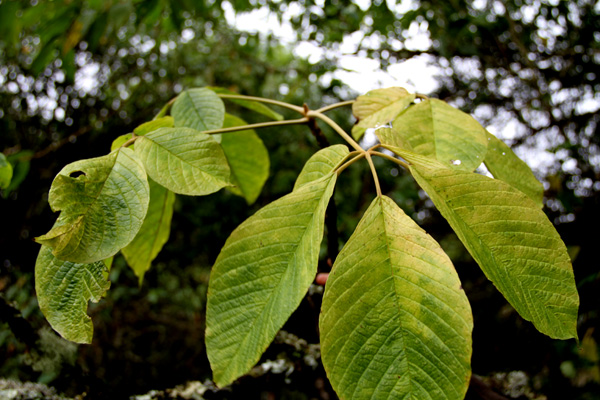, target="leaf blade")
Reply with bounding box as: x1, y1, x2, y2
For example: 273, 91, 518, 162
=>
172, 88, 225, 131
135, 127, 231, 196
352, 87, 416, 140
379, 99, 488, 171
36, 147, 150, 263
393, 149, 579, 339
121, 179, 175, 284
219, 114, 270, 204
35, 245, 110, 344
293, 144, 349, 191
320, 196, 473, 400
133, 116, 174, 136
206, 174, 337, 386
209, 87, 284, 121
0, 153, 13, 189
483, 131, 544, 207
